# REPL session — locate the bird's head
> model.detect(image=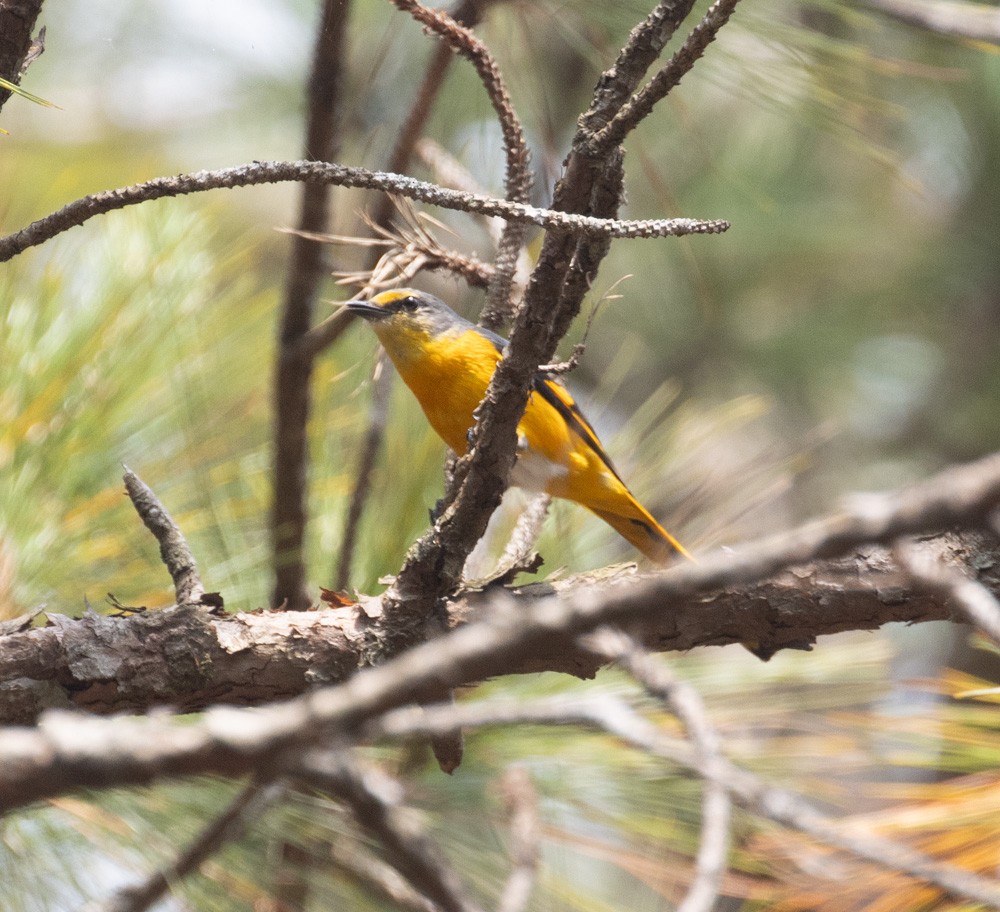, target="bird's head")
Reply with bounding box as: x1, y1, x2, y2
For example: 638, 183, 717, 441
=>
344, 289, 465, 345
